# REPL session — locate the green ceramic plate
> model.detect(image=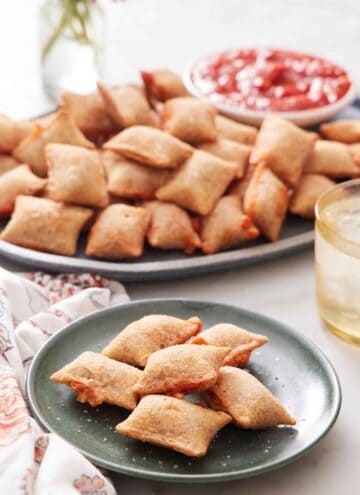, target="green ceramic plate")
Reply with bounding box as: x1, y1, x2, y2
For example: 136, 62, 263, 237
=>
26, 299, 341, 483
